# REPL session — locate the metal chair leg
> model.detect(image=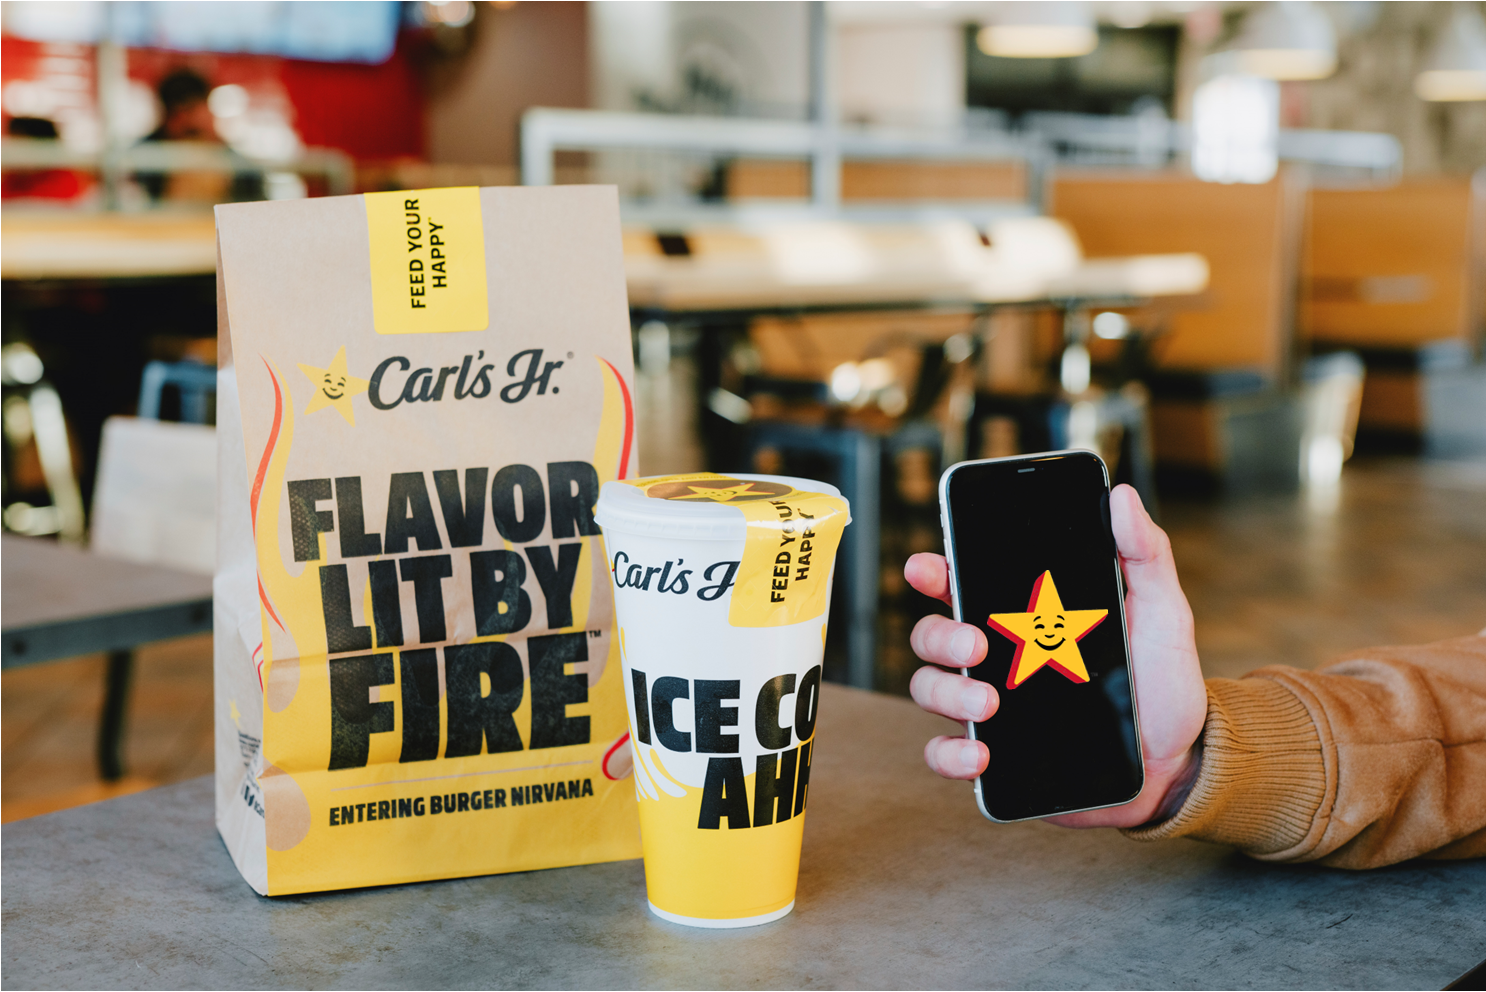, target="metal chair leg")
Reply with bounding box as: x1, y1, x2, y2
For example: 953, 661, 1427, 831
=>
97, 649, 133, 781
840, 432, 881, 691
742, 421, 882, 691
27, 385, 87, 543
